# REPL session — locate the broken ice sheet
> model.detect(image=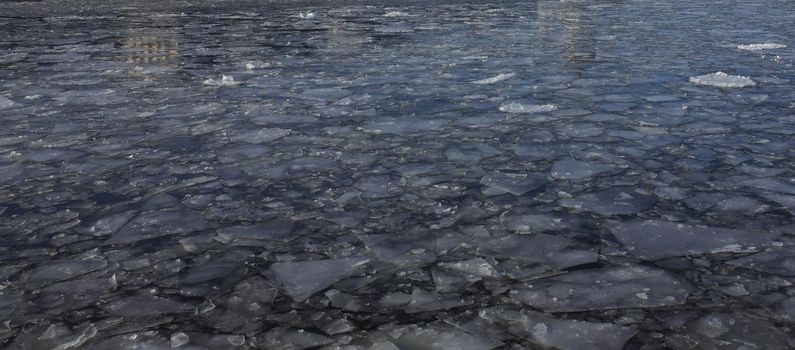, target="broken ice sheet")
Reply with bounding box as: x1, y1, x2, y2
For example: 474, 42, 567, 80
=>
550, 159, 616, 180
499, 212, 567, 233
354, 175, 404, 199
480, 171, 547, 196
610, 220, 780, 260
230, 127, 291, 144
251, 327, 332, 349
560, 187, 657, 216
263, 257, 369, 301
511, 265, 693, 312
102, 208, 209, 245
392, 325, 504, 350
669, 311, 792, 349
360, 232, 437, 268
27, 259, 107, 288
215, 219, 295, 243
406, 288, 474, 313
445, 144, 502, 162
727, 247, 795, 276
481, 307, 637, 350
438, 258, 499, 278
101, 295, 194, 317
481, 234, 598, 273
